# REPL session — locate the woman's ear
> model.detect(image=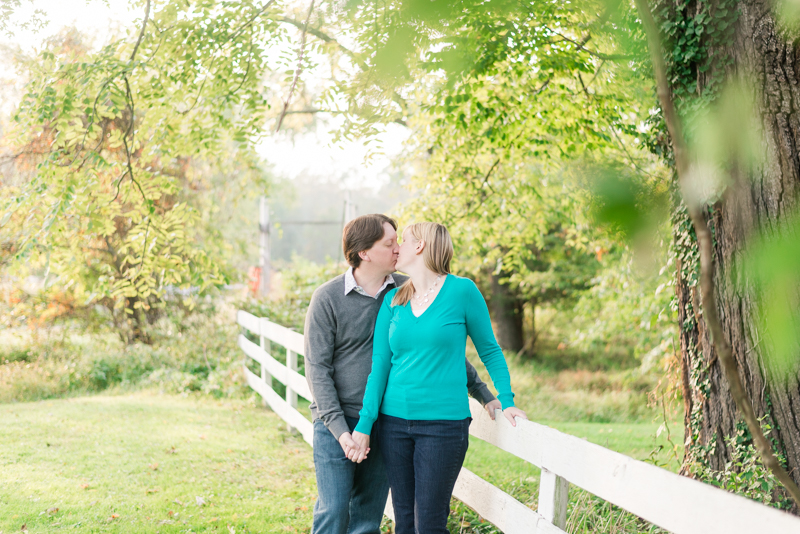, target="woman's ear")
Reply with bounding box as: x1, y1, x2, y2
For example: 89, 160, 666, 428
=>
416, 240, 425, 255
